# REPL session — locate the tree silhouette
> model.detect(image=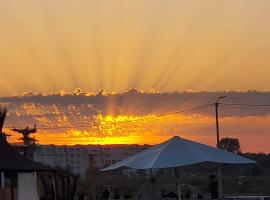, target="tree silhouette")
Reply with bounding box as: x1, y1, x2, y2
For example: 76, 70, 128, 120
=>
219, 137, 241, 154
0, 106, 8, 140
